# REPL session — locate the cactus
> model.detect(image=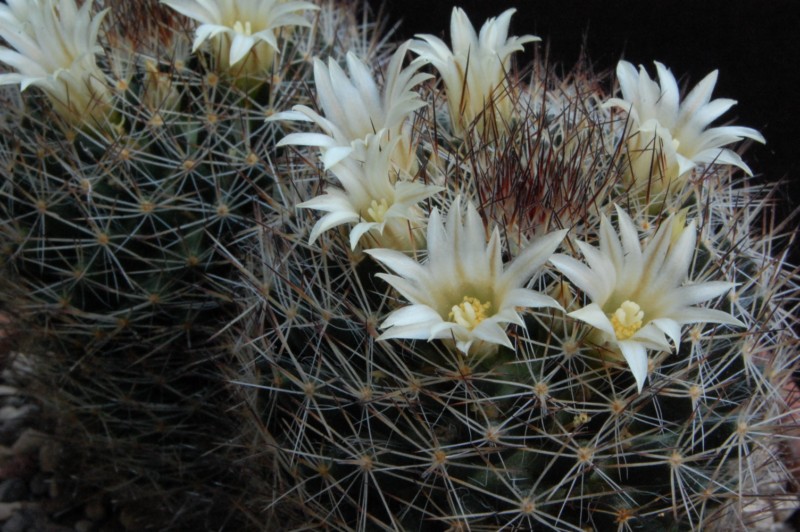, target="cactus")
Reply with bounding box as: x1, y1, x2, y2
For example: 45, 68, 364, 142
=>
0, 1, 796, 530
228, 6, 799, 530
0, 0, 394, 527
